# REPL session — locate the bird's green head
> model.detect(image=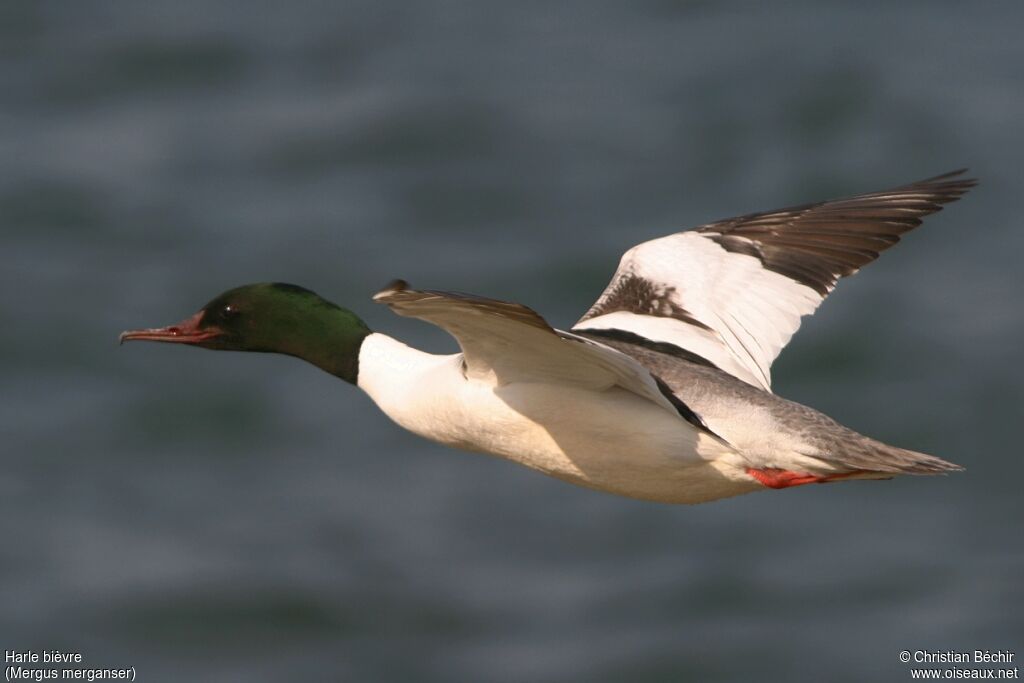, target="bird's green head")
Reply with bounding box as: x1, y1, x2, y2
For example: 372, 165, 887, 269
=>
120, 283, 371, 383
